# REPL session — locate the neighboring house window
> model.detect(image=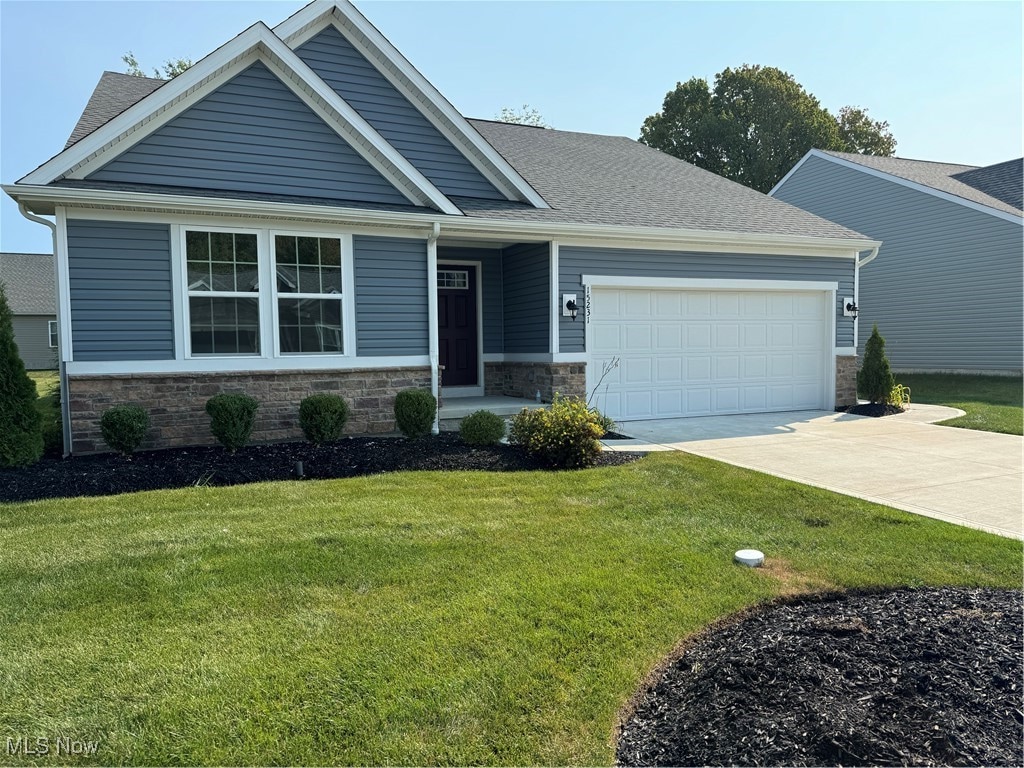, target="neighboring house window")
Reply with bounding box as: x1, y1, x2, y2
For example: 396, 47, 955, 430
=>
273, 235, 344, 354
186, 230, 260, 355
47, 320, 58, 349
